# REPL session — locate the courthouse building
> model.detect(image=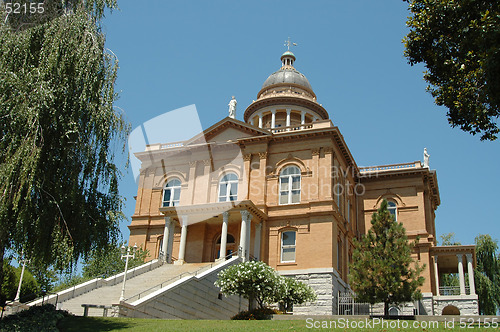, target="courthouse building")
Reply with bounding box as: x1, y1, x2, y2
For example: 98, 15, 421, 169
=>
129, 50, 478, 315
